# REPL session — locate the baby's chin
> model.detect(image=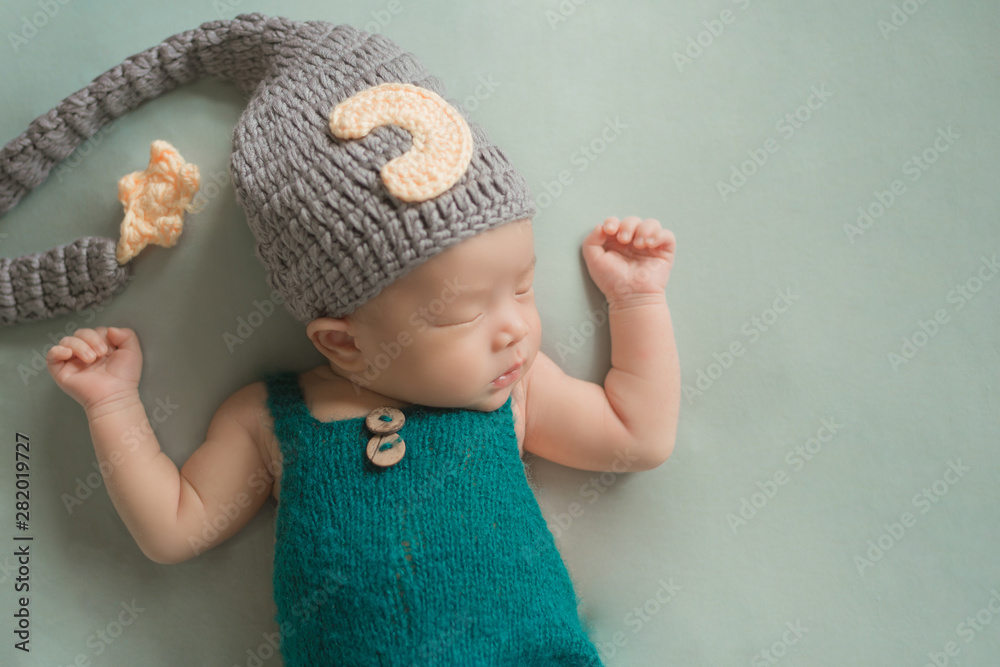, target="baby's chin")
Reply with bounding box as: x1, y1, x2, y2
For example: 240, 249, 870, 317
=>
477, 383, 519, 413
476, 396, 509, 413
433, 384, 515, 413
